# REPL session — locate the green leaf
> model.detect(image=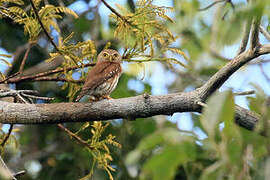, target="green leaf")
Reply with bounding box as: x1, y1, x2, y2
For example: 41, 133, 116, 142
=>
125, 149, 141, 165
141, 142, 196, 180
137, 131, 164, 151
222, 92, 242, 165
125, 128, 195, 167
199, 161, 223, 180
200, 91, 234, 139
240, 128, 267, 159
